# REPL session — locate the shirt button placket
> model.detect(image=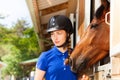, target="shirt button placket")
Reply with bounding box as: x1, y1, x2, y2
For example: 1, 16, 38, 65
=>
62, 53, 66, 70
